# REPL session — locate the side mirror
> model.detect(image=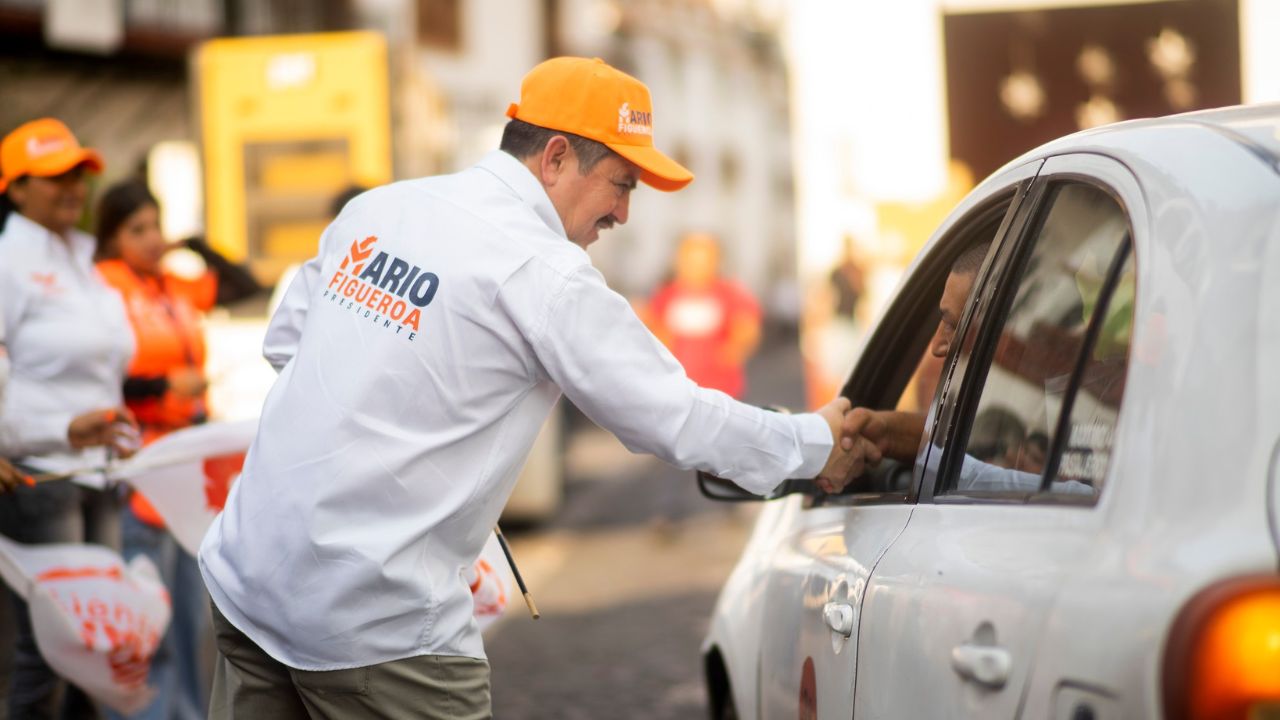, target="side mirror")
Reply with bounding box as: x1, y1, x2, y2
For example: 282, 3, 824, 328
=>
697, 471, 815, 502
